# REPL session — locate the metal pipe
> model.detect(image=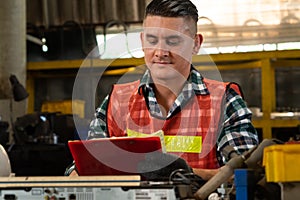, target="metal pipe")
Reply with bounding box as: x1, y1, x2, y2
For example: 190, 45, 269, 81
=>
194, 154, 247, 200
